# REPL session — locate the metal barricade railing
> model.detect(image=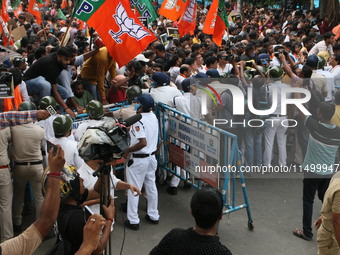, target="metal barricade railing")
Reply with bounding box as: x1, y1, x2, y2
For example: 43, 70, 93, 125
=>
156, 102, 254, 230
